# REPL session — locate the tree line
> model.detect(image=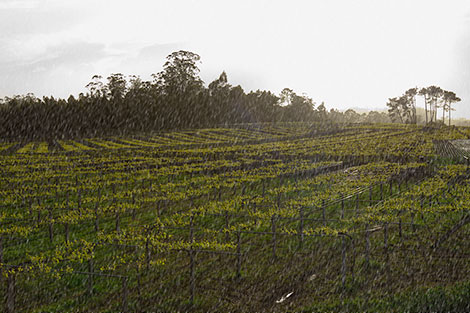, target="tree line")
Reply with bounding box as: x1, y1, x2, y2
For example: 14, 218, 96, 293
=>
386, 86, 461, 125
0, 50, 405, 140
